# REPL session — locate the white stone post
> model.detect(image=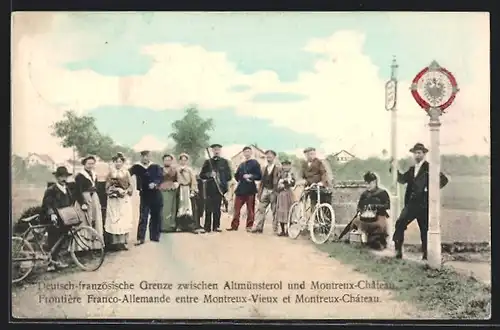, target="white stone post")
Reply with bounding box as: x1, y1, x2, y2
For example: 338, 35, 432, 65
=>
427, 107, 442, 269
